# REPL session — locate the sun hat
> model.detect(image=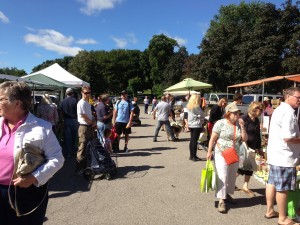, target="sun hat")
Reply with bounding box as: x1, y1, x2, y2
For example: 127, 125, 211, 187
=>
263, 97, 270, 101
225, 104, 240, 113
